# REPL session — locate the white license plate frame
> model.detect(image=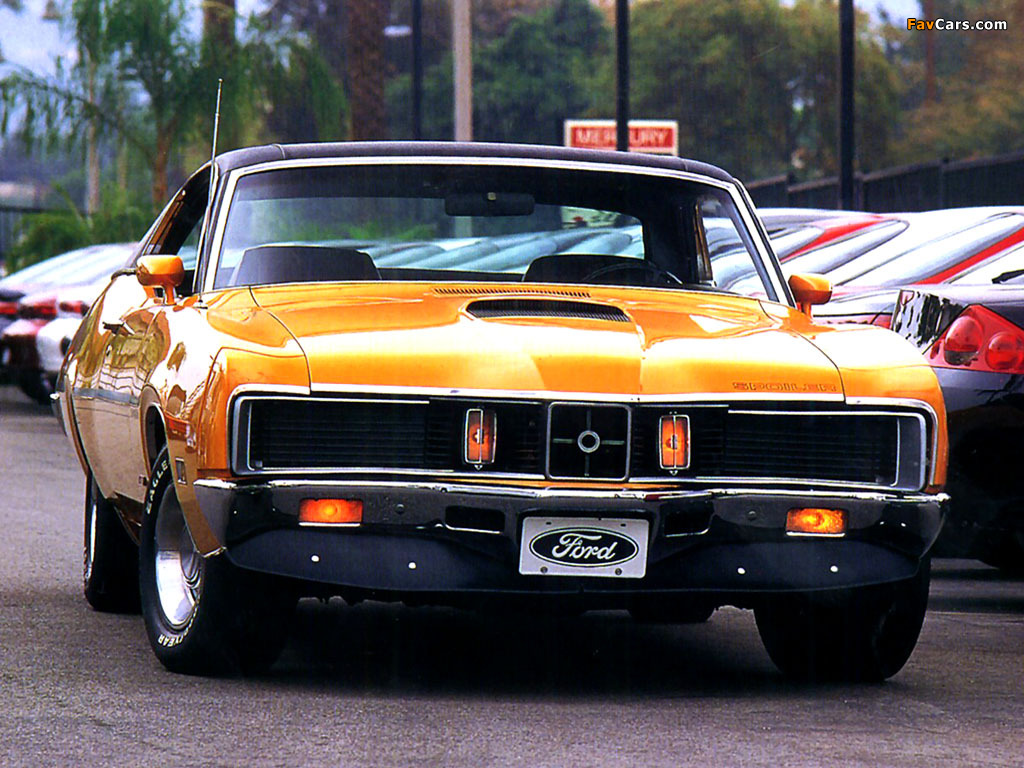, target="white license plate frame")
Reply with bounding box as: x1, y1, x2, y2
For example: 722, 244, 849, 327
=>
519, 517, 649, 578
